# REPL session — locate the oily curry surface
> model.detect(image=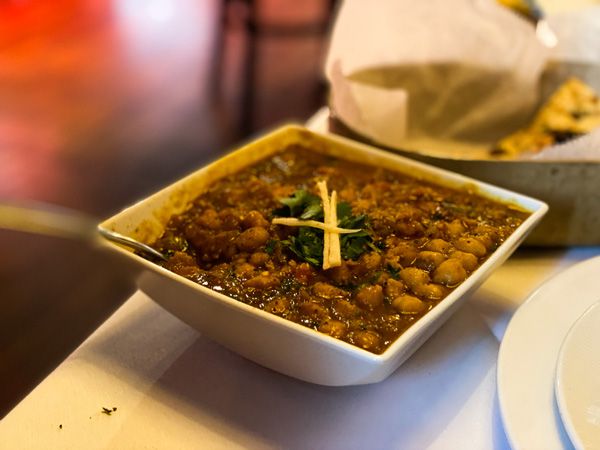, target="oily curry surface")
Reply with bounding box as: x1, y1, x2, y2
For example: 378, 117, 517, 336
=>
149, 145, 530, 354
